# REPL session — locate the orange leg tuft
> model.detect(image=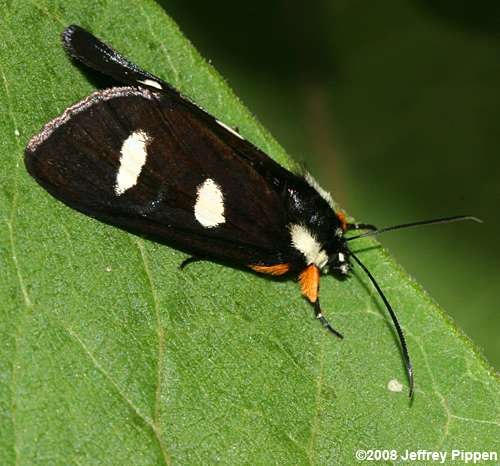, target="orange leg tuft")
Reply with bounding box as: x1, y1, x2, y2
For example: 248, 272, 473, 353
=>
299, 264, 320, 303
299, 264, 343, 338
